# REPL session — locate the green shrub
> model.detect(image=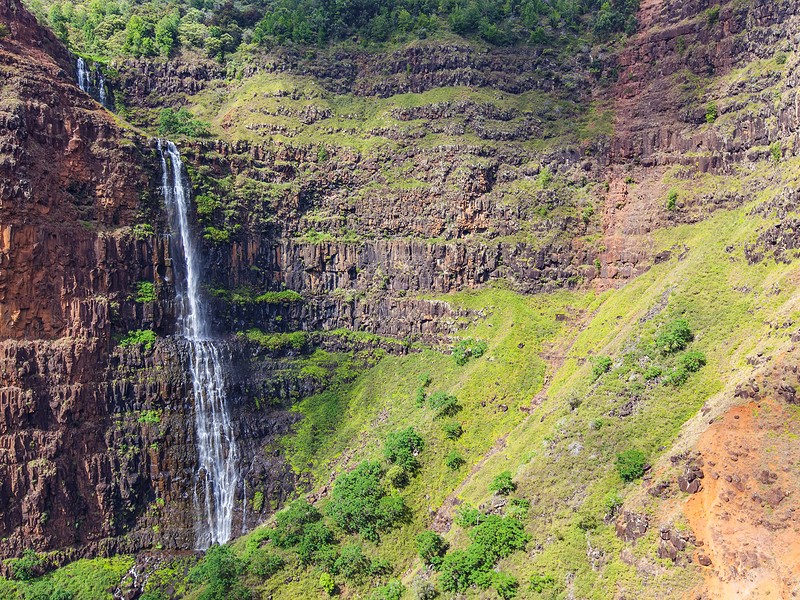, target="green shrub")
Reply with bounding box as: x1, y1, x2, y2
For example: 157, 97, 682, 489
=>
663, 365, 690, 387
451, 338, 488, 365
383, 427, 424, 472
706, 5, 720, 26
385, 464, 409, 488
680, 350, 707, 372
489, 471, 516, 496
705, 102, 718, 123
317, 145, 330, 163
666, 188, 678, 211
616, 449, 647, 482
138, 410, 161, 424
271, 500, 322, 548
131, 223, 155, 240
427, 391, 460, 417
506, 497, 531, 521
414, 386, 427, 407
591, 355, 613, 381
119, 329, 157, 351
371, 579, 404, 600
494, 572, 518, 599
188, 545, 250, 600
438, 546, 490, 593
158, 107, 209, 137
643, 365, 662, 380
454, 504, 483, 528
776, 52, 788, 65
254, 290, 303, 304
442, 421, 463, 440
326, 461, 406, 541
251, 491, 264, 512
297, 521, 336, 565
771, 141, 782, 163
203, 227, 230, 244
243, 329, 308, 352
444, 450, 465, 470
133, 281, 156, 303
581, 203, 594, 224
246, 548, 284, 578
655, 319, 693, 353
319, 572, 335, 596
530, 573, 557, 593
332, 544, 370, 581
417, 531, 447, 568
468, 515, 529, 562
8, 550, 44, 581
